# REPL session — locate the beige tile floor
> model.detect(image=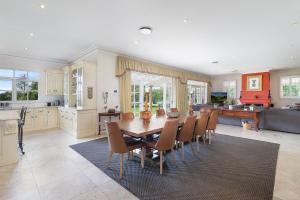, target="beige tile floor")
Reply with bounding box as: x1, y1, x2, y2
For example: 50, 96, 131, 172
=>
0, 125, 299, 200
